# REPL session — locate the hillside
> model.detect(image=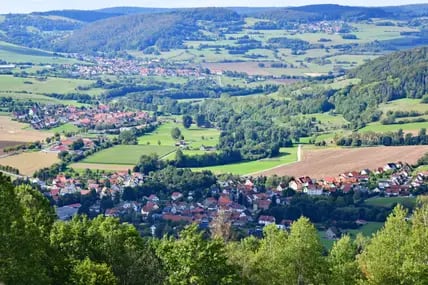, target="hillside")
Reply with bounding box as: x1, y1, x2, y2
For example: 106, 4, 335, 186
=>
333, 46, 428, 125
56, 8, 242, 53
